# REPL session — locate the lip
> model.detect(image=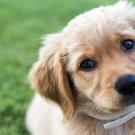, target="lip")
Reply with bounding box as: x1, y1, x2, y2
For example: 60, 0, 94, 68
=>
89, 104, 135, 120
104, 109, 135, 129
